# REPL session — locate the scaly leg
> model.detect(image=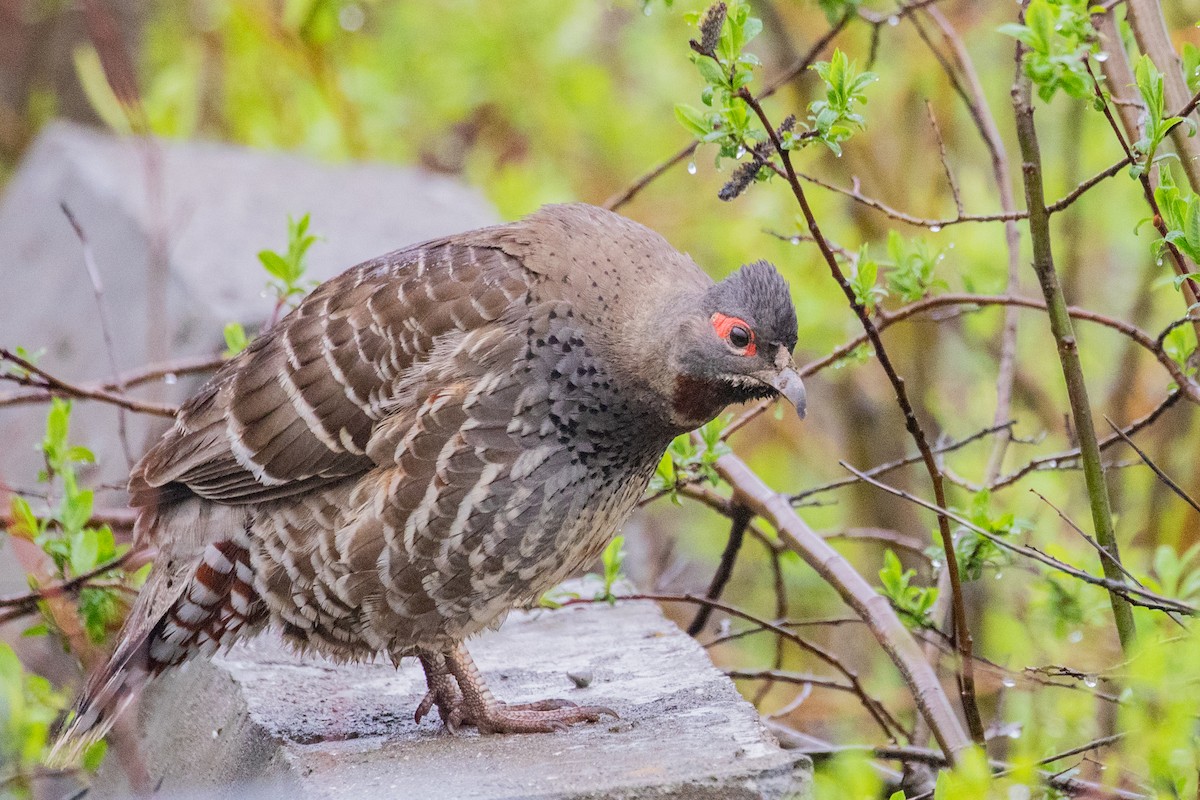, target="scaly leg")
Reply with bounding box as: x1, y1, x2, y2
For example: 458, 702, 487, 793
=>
441, 642, 618, 734
415, 649, 461, 725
